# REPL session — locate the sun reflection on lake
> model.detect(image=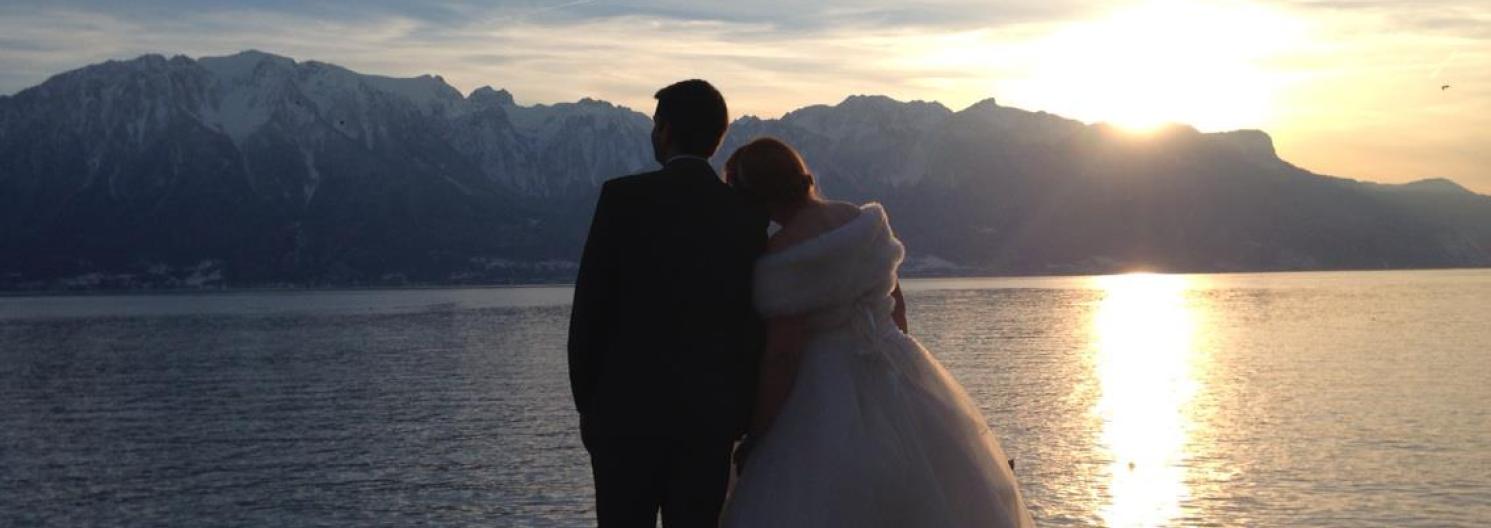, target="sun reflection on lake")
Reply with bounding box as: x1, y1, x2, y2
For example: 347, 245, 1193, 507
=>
1091, 273, 1201, 527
